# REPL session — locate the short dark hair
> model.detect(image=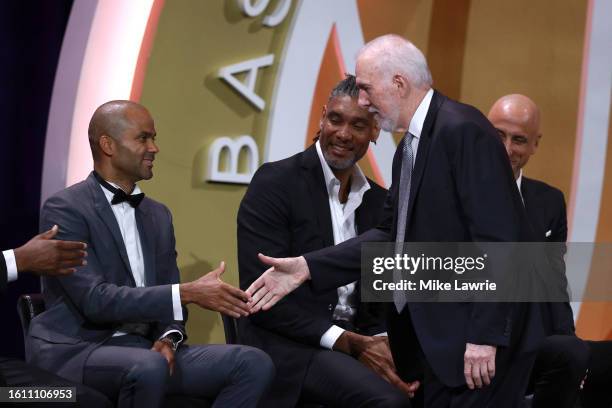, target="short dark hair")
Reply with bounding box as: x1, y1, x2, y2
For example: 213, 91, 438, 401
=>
329, 73, 359, 100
